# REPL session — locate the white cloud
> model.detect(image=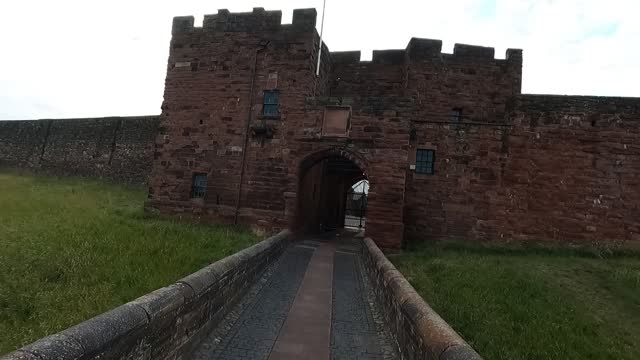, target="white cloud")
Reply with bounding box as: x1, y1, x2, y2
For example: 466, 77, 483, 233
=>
0, 0, 638, 119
